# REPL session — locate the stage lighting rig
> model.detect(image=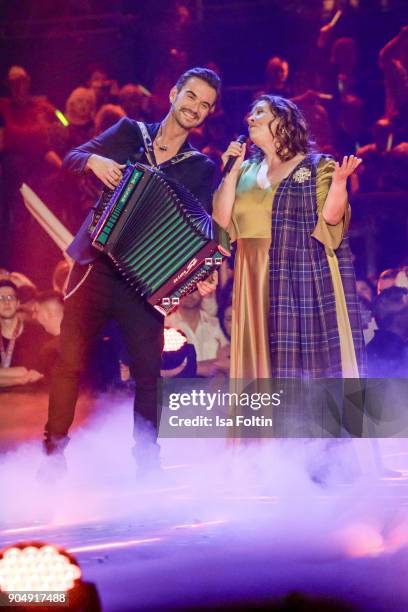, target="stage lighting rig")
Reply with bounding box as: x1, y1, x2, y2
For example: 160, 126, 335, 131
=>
0, 542, 101, 611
